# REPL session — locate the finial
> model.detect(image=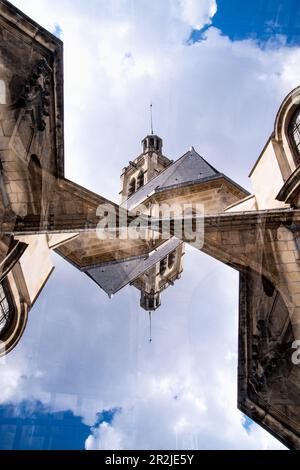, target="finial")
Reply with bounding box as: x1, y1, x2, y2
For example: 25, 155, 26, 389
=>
150, 103, 154, 135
